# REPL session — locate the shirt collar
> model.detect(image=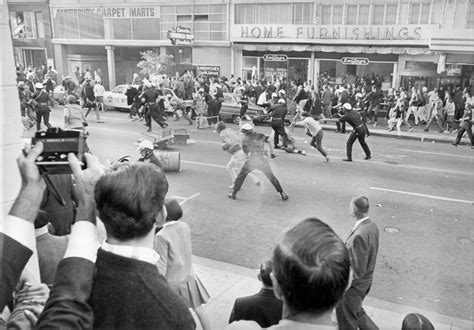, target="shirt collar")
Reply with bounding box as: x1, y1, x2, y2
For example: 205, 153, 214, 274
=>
101, 241, 160, 265
35, 225, 49, 237
353, 216, 370, 232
